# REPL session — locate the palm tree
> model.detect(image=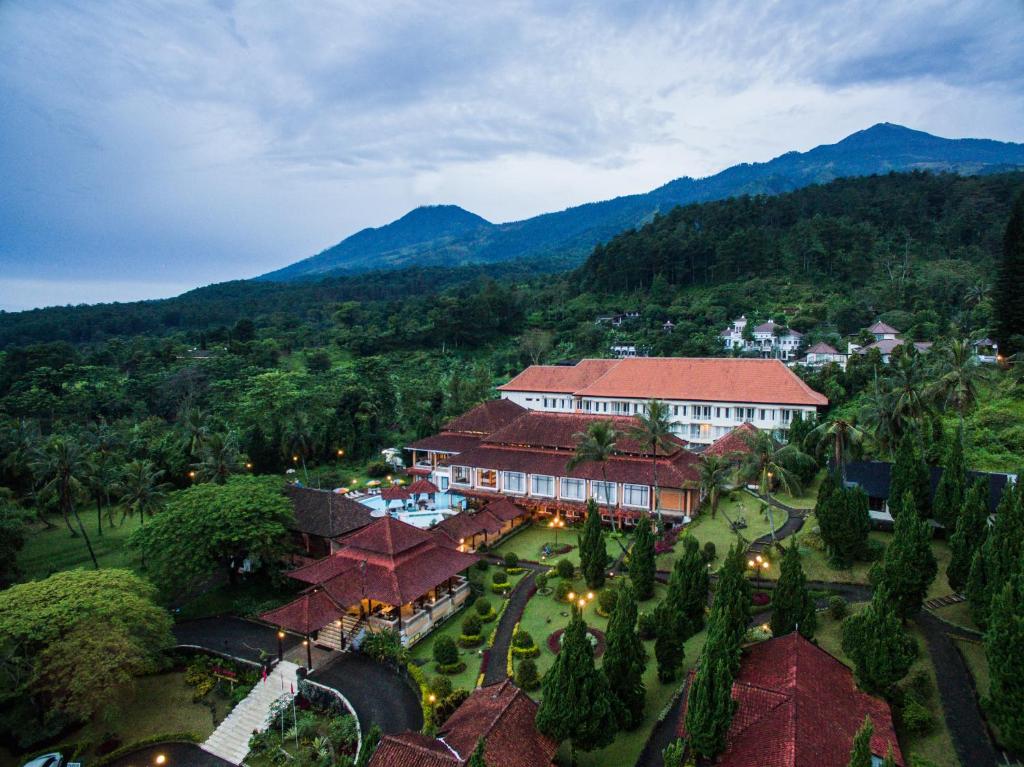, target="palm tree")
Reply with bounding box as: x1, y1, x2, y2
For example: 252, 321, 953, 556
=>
929, 338, 983, 430
1, 419, 48, 526
888, 351, 929, 426
118, 459, 171, 525
192, 431, 244, 484
965, 281, 990, 309
30, 436, 99, 569
179, 404, 208, 459
806, 418, 865, 482
285, 412, 316, 484
697, 453, 731, 519
739, 430, 811, 542
629, 399, 674, 522
859, 374, 903, 456
567, 420, 619, 529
